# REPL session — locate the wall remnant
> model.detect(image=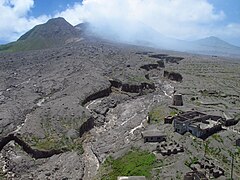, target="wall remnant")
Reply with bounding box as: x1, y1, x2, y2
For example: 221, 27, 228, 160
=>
173, 111, 224, 139
156, 141, 184, 156
184, 171, 208, 180
172, 94, 183, 106
141, 130, 166, 143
